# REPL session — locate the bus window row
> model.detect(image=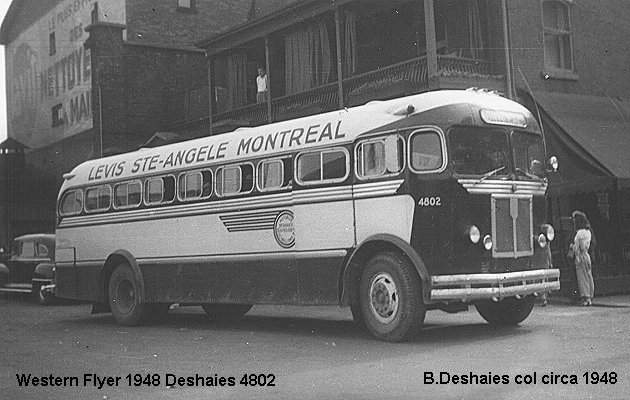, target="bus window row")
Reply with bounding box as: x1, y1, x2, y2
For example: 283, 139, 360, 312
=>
59, 130, 443, 217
